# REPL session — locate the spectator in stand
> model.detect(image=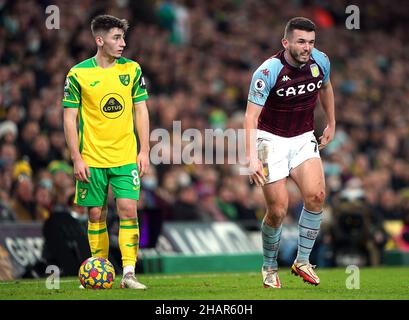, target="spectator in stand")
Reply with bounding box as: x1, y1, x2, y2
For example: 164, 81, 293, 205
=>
216, 183, 238, 221
394, 189, 409, 252
47, 160, 75, 212
0, 121, 18, 145
33, 179, 53, 222
171, 182, 211, 221
10, 174, 35, 222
